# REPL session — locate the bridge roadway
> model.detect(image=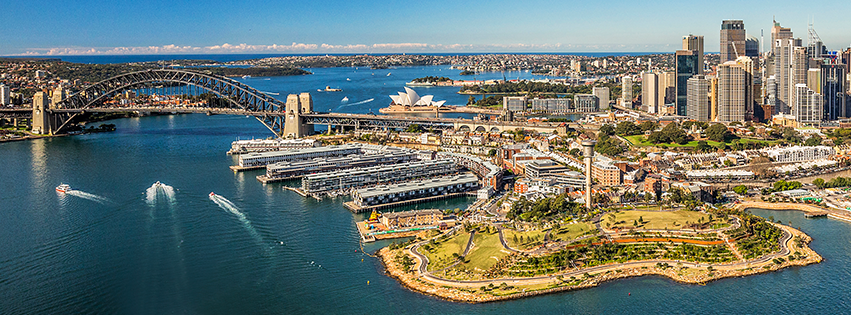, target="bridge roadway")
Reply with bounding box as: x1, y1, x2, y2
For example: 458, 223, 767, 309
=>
30, 106, 584, 133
